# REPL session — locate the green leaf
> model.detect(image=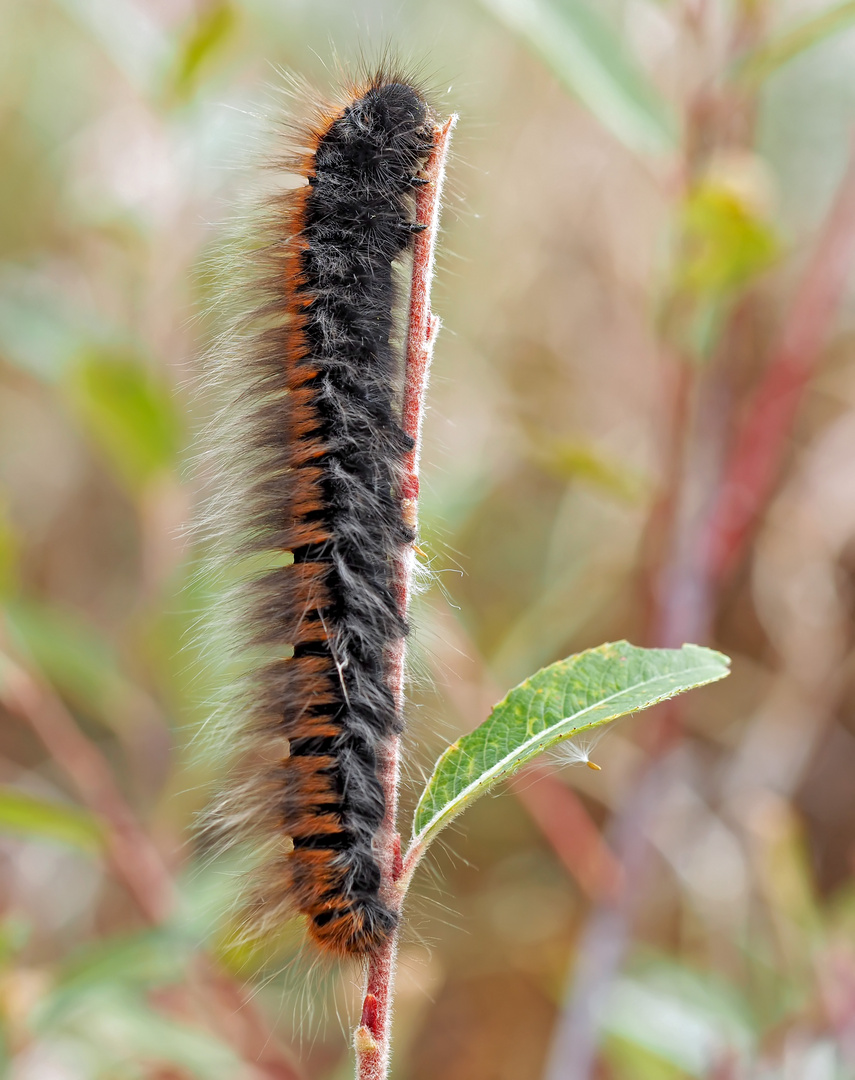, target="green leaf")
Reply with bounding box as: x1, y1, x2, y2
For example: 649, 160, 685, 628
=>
0, 503, 19, 597
738, 1, 855, 87
3, 599, 129, 727
0, 272, 141, 384
0, 275, 82, 382
43, 931, 190, 1023
169, 2, 237, 102
677, 183, 779, 296
531, 437, 649, 503
604, 962, 753, 1075
0, 917, 30, 968
412, 642, 730, 846
0, 787, 102, 853
481, 0, 677, 154
65, 349, 181, 493
36, 987, 242, 1080
35, 930, 241, 1076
